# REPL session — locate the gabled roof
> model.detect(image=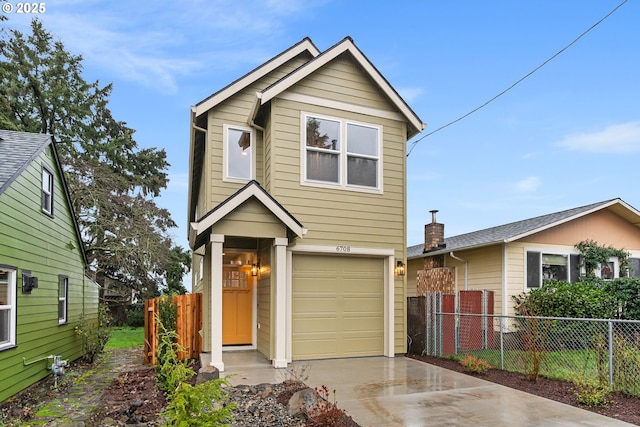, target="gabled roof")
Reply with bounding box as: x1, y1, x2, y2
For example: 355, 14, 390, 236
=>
252, 37, 425, 138
408, 198, 640, 258
0, 129, 88, 265
0, 130, 51, 195
192, 37, 320, 117
189, 180, 307, 249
